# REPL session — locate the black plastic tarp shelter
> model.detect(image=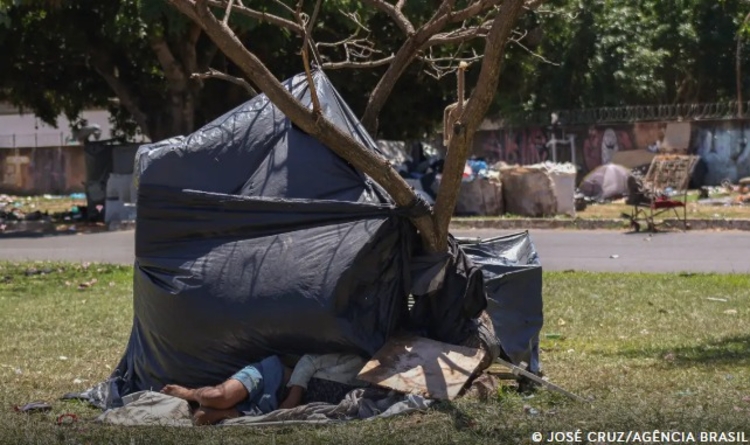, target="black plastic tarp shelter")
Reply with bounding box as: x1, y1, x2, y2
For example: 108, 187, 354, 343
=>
104, 71, 543, 406
458, 233, 543, 374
